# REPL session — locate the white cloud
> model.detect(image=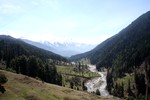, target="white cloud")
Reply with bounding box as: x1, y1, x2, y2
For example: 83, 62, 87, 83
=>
37, 0, 60, 11
0, 3, 21, 14
31, 1, 39, 6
